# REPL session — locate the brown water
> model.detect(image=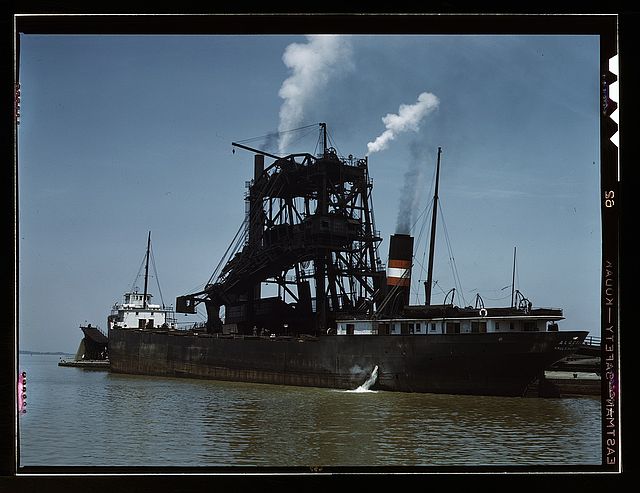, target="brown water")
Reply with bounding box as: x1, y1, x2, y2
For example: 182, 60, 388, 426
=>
17, 354, 601, 469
